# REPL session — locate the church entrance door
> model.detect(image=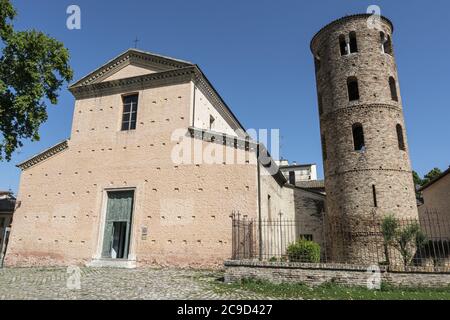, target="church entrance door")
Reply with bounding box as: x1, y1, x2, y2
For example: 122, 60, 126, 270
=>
101, 190, 134, 259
